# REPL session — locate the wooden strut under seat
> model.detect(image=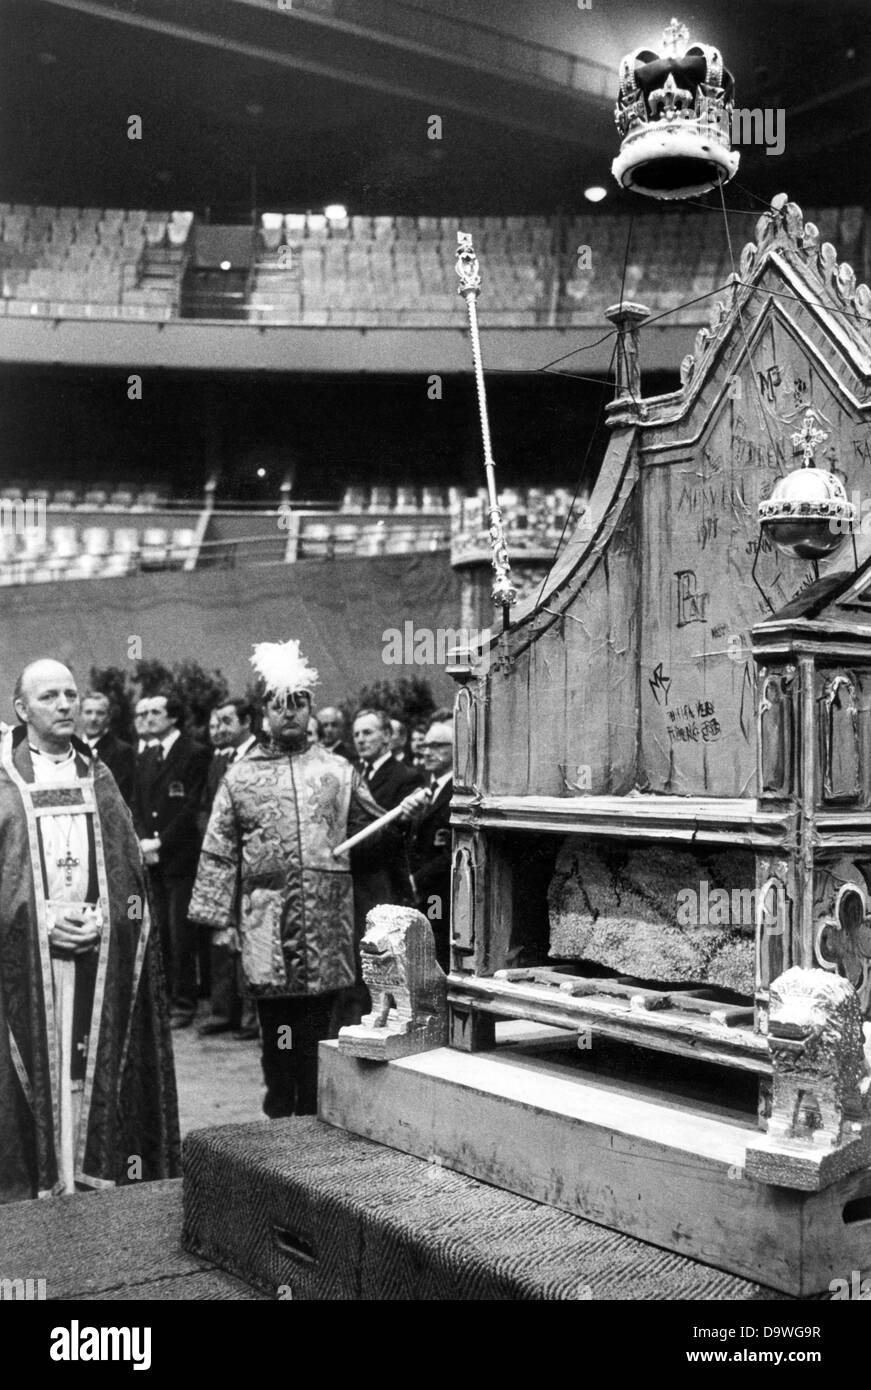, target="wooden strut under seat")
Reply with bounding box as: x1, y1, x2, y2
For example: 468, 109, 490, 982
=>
448, 967, 765, 1073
